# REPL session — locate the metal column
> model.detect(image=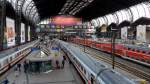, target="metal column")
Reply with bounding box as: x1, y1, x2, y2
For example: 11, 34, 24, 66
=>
15, 0, 25, 45
111, 31, 116, 69
30, 25, 36, 41
25, 22, 29, 42
15, 14, 21, 45
0, 0, 6, 50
